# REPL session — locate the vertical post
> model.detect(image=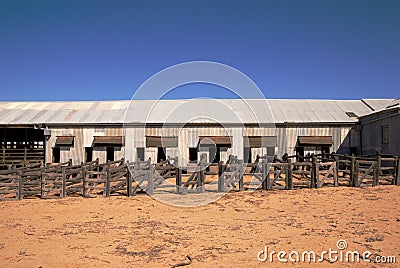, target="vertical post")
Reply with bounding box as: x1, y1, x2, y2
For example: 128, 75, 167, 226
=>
311, 157, 317, 188
126, 163, 132, 197
373, 156, 380, 186
218, 161, 224, 192
105, 161, 111, 197
286, 159, 293, 190
62, 167, 66, 198
17, 172, 23, 200
147, 166, 154, 195
82, 165, 87, 197
176, 166, 182, 193
262, 159, 267, 190
334, 156, 339, 187
238, 160, 244, 191
40, 167, 45, 198
395, 157, 400, 186
197, 161, 205, 193
350, 156, 356, 187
